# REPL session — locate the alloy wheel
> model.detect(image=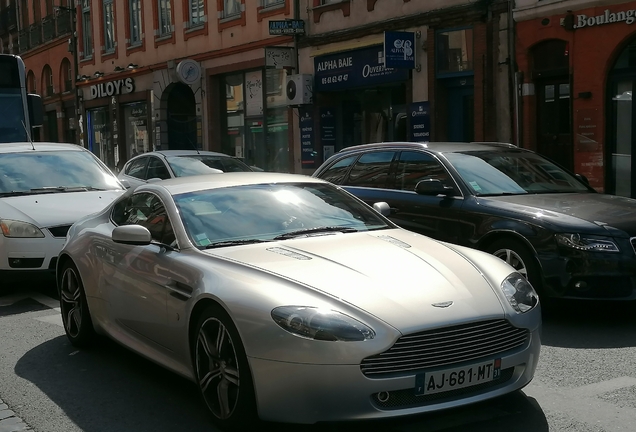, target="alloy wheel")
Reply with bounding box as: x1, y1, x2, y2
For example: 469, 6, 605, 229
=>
492, 248, 528, 278
60, 267, 83, 338
195, 317, 241, 420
